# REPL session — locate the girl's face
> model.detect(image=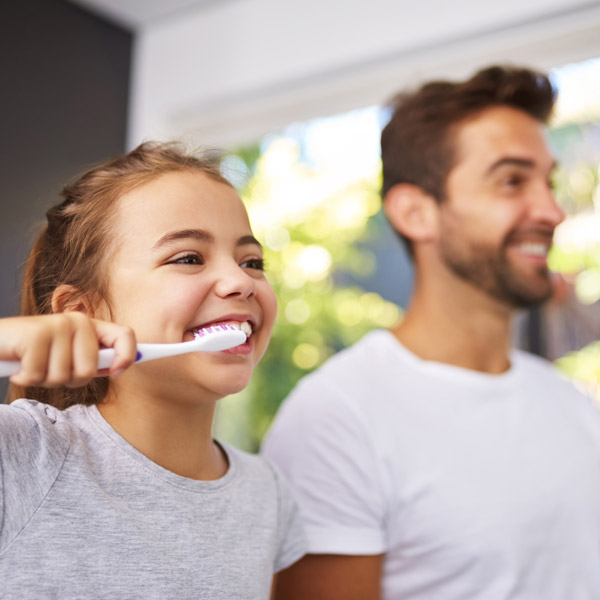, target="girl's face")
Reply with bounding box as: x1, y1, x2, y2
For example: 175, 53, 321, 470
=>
98, 170, 277, 401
